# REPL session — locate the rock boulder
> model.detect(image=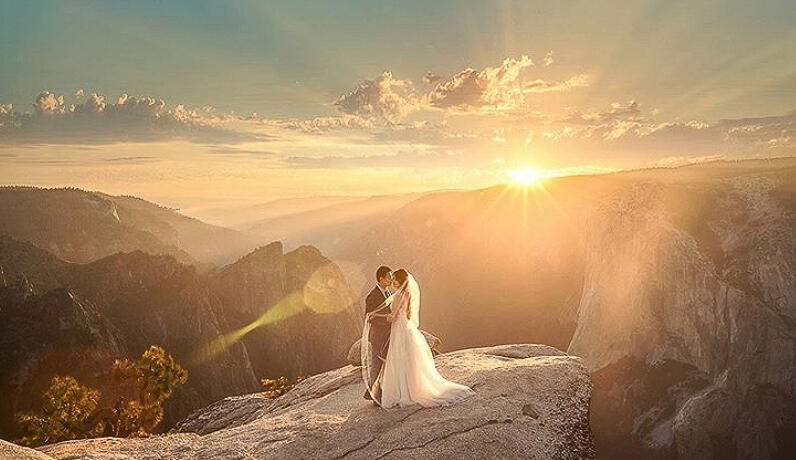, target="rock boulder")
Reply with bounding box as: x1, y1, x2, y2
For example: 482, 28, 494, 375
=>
345, 330, 442, 366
